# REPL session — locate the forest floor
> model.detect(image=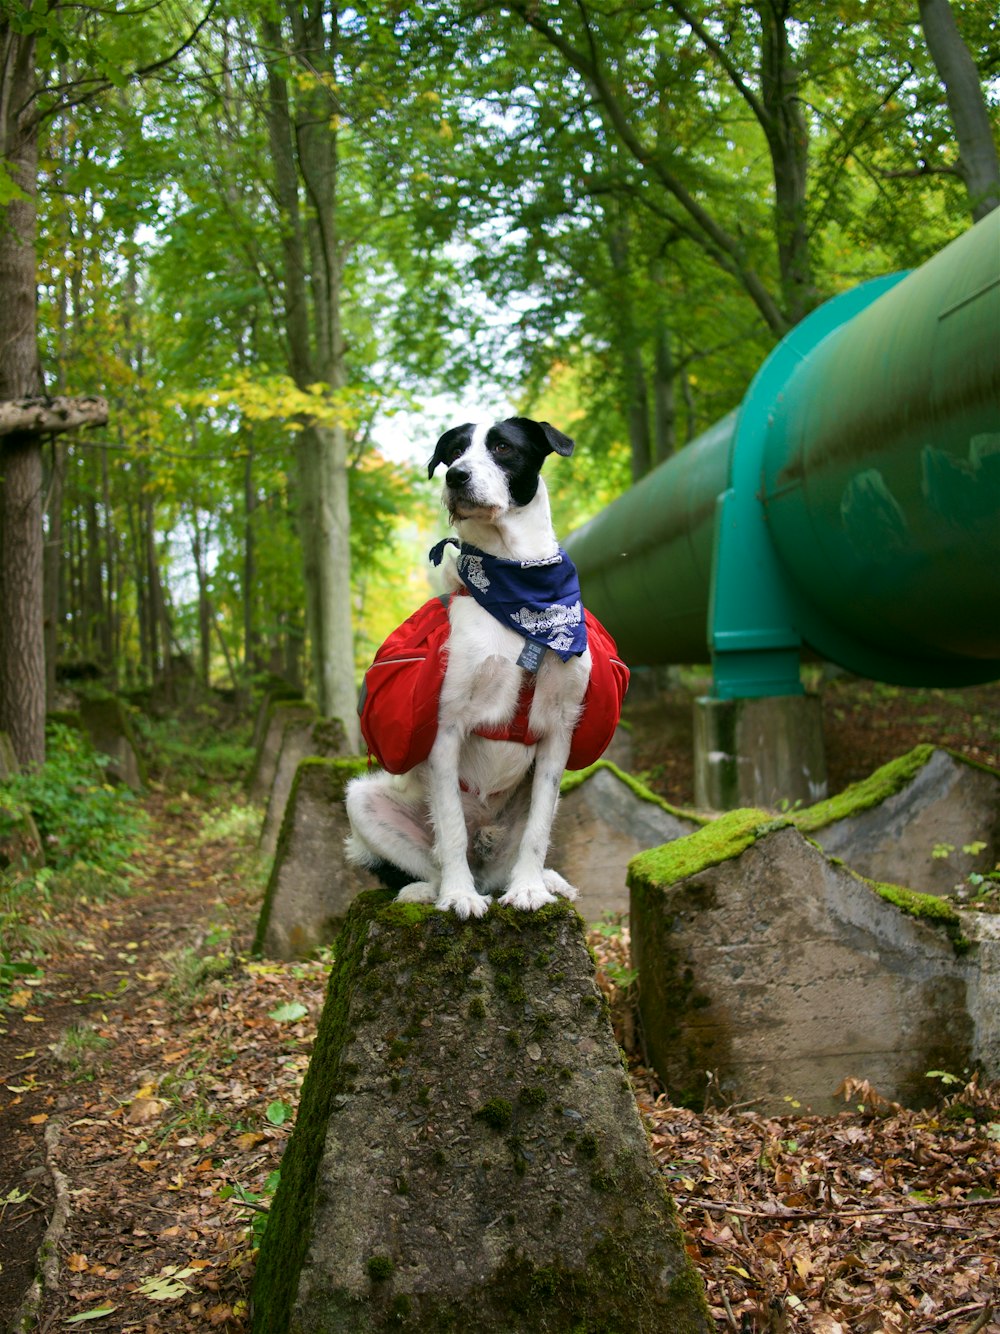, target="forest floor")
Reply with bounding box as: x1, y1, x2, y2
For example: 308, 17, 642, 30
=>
1, 675, 999, 1333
